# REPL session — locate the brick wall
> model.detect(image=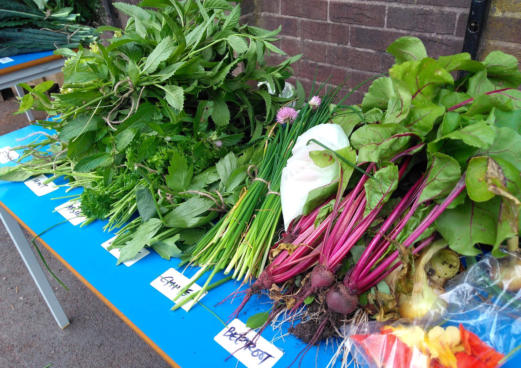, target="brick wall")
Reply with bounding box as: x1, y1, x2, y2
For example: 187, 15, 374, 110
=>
244, 0, 471, 103
480, 0, 521, 61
